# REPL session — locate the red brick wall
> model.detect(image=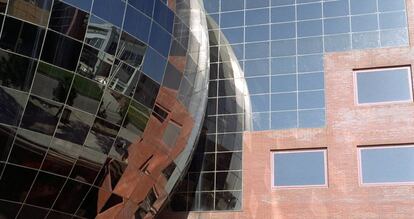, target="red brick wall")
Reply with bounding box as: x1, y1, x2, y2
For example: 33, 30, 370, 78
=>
186, 0, 414, 218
